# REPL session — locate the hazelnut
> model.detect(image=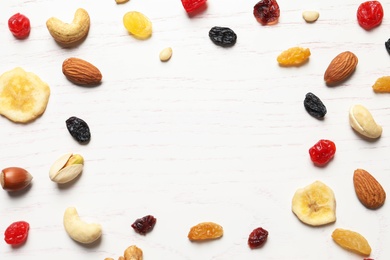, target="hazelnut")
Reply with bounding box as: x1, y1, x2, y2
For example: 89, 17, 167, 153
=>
1, 167, 33, 191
